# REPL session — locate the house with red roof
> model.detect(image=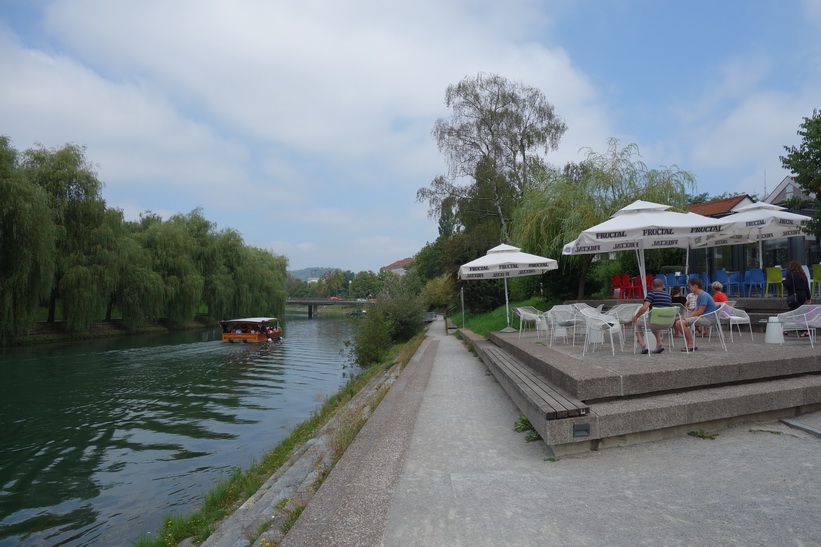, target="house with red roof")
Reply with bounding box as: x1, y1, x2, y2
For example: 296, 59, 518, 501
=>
381, 257, 415, 276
